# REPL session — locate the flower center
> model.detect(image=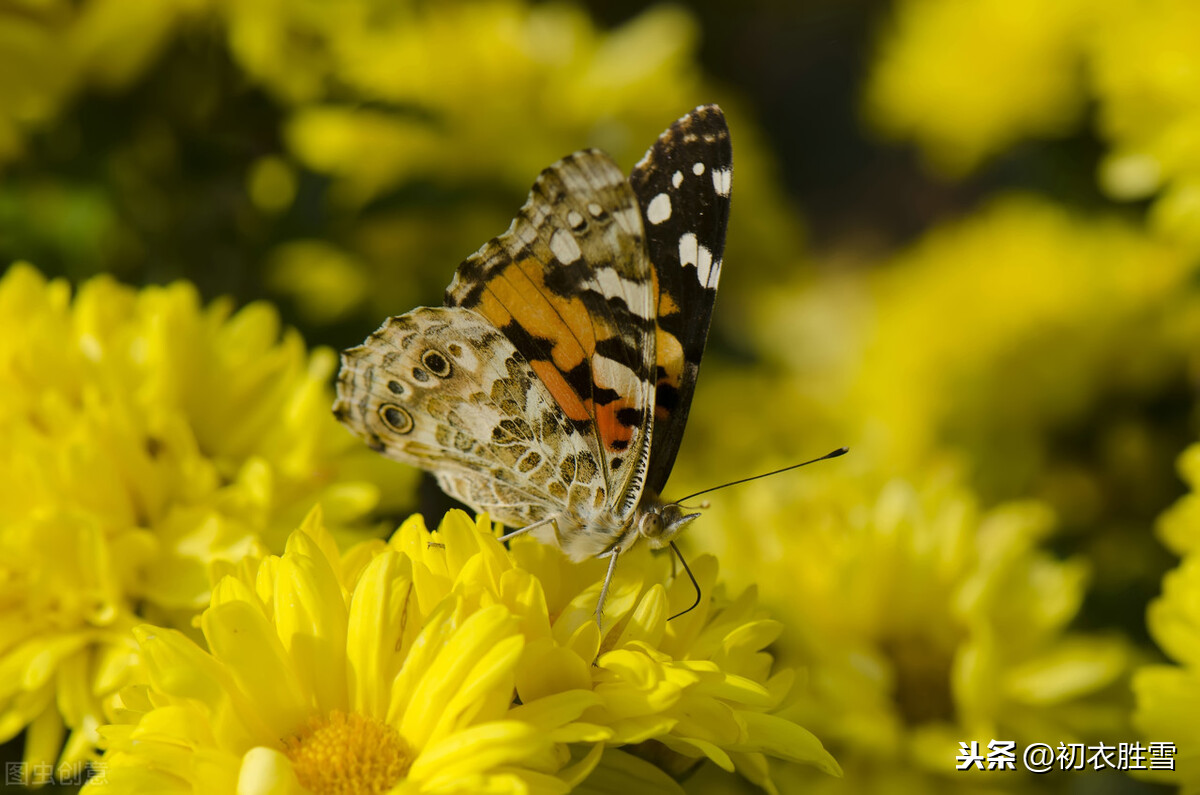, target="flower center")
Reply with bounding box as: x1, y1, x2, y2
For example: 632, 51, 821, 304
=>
880, 634, 957, 726
283, 710, 412, 795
